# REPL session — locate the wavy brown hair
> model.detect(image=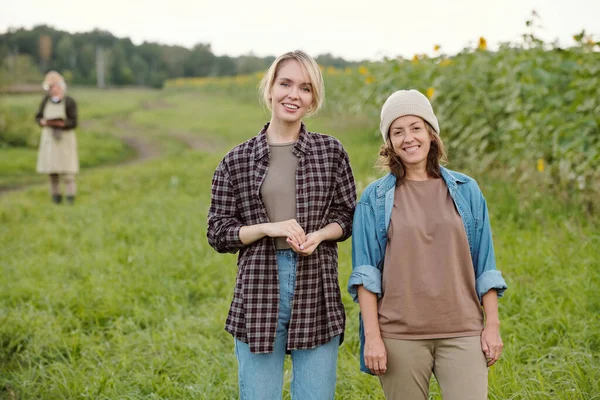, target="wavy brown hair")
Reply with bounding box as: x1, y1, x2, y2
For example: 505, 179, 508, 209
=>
377, 120, 448, 185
